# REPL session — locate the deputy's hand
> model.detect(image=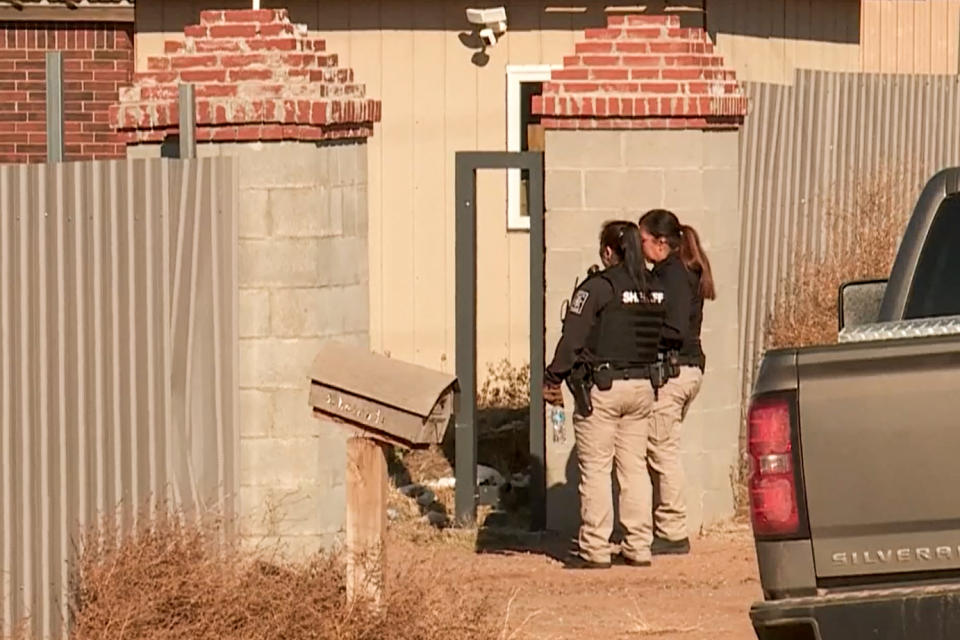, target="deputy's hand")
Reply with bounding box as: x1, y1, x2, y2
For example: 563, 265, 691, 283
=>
543, 383, 564, 406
